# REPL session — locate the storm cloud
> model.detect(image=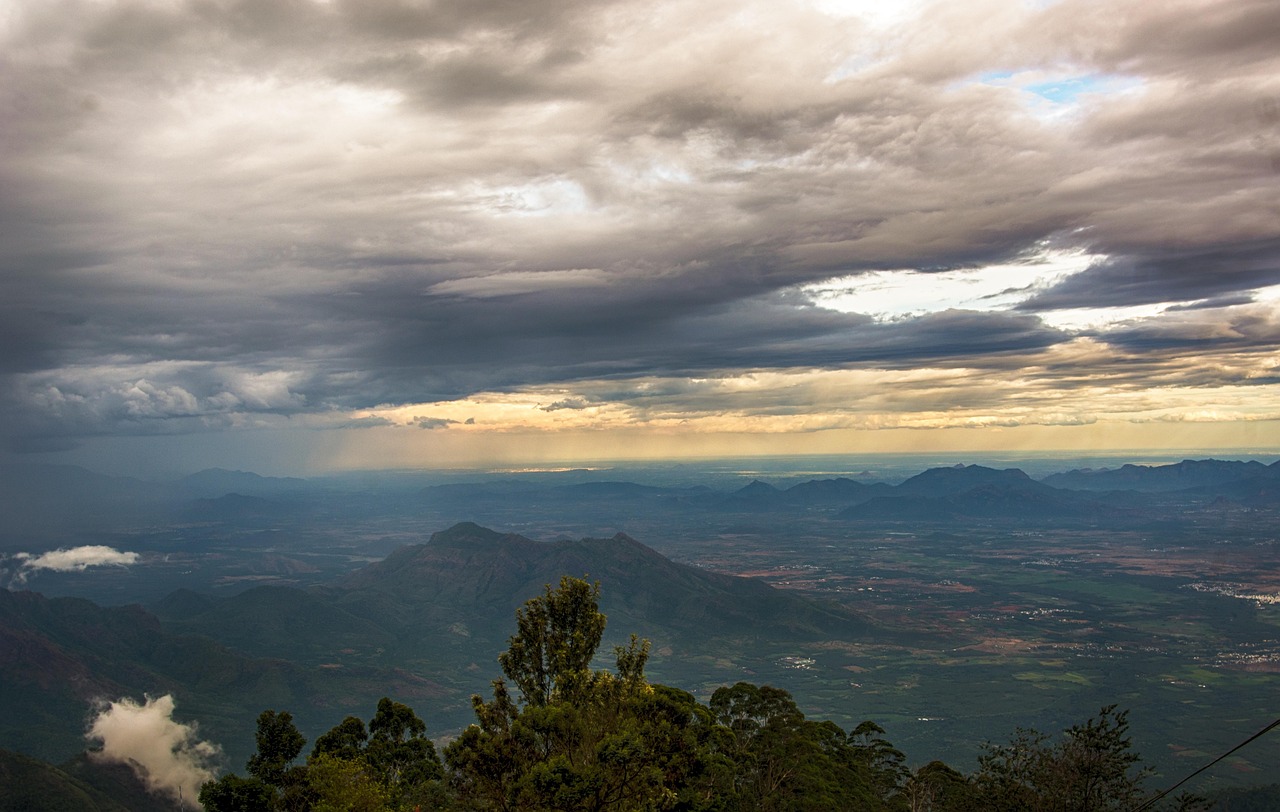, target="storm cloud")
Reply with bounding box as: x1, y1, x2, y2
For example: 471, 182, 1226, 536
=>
1, 0, 1277, 465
